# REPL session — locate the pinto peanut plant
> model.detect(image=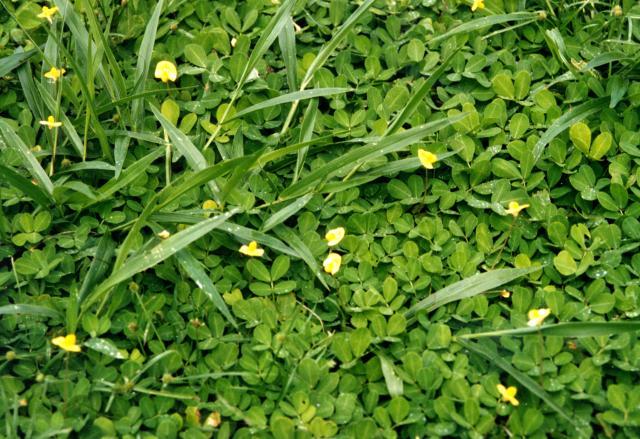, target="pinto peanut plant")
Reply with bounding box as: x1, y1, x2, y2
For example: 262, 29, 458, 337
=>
1, 0, 640, 438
